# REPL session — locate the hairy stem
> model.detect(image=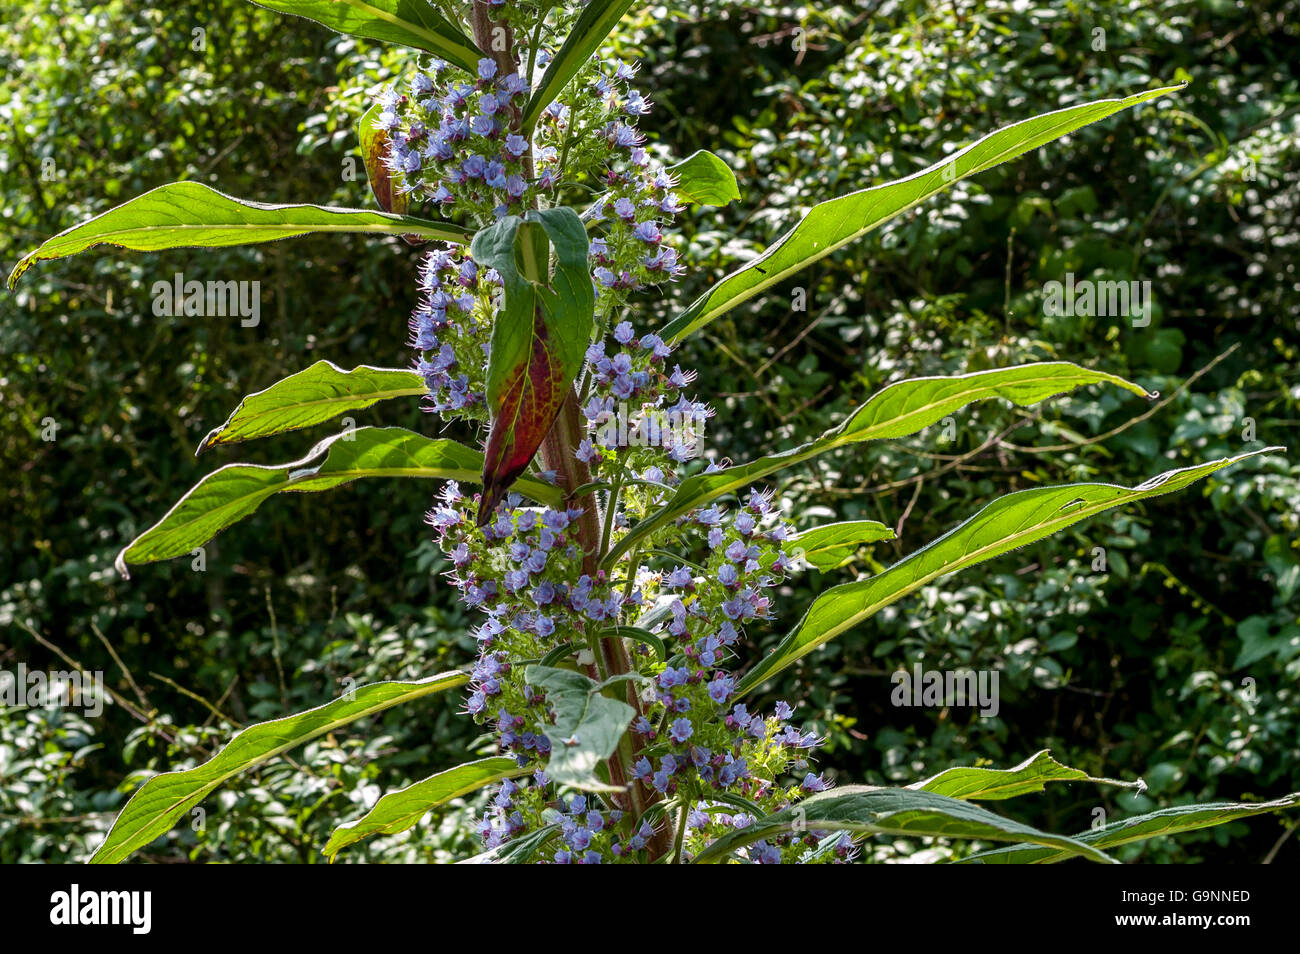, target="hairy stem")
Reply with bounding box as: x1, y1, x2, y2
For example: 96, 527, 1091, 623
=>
469, 0, 667, 856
